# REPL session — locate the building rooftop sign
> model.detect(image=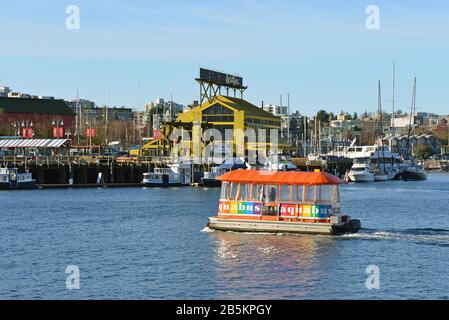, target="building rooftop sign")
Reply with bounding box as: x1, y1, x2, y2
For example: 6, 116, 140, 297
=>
196, 68, 248, 104
198, 68, 244, 88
